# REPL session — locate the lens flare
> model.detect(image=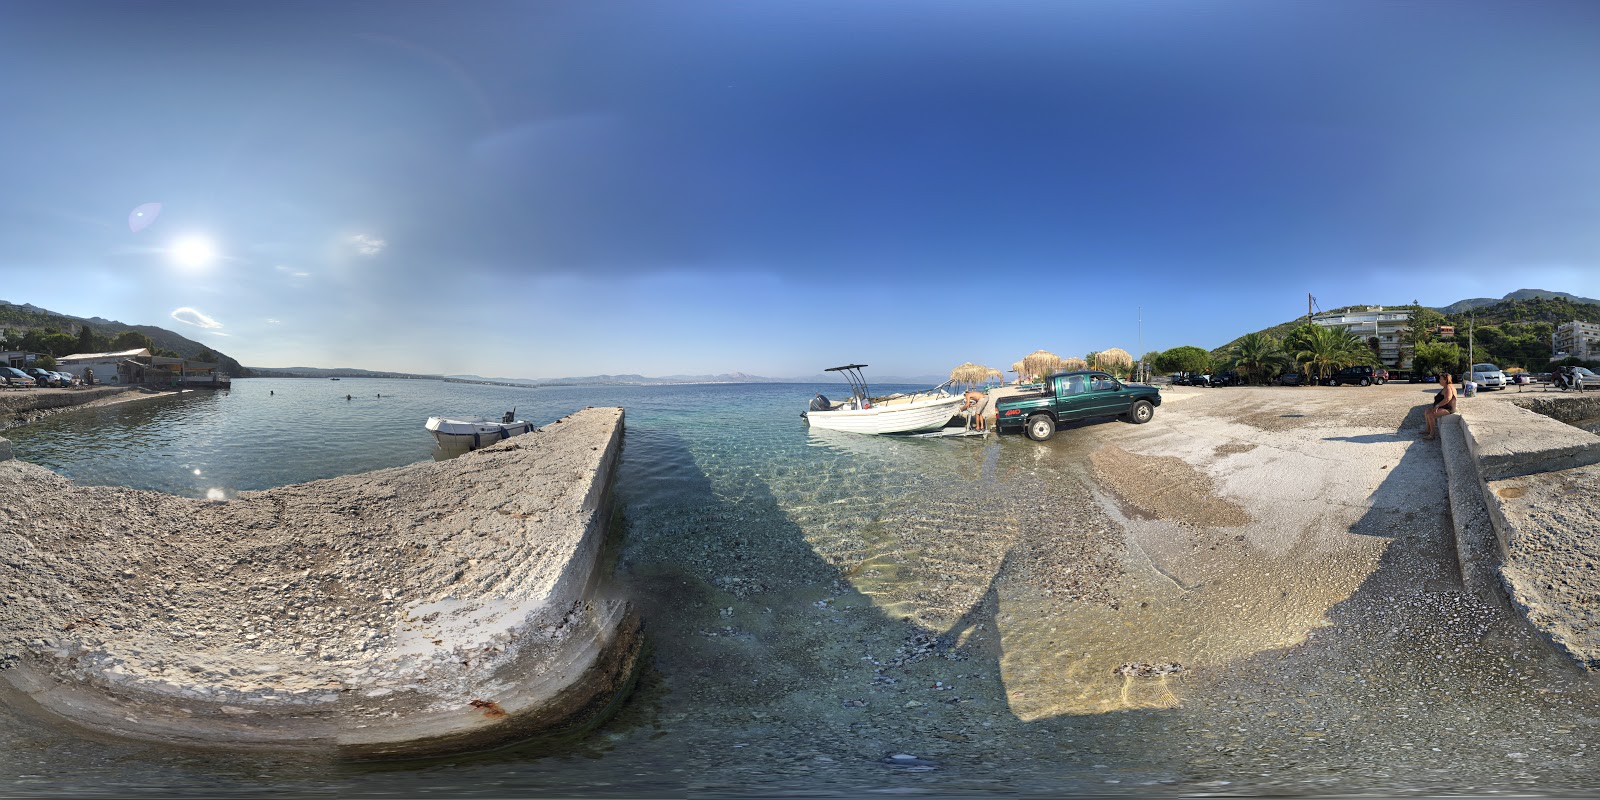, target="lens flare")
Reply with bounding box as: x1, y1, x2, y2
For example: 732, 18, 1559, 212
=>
128, 202, 161, 233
